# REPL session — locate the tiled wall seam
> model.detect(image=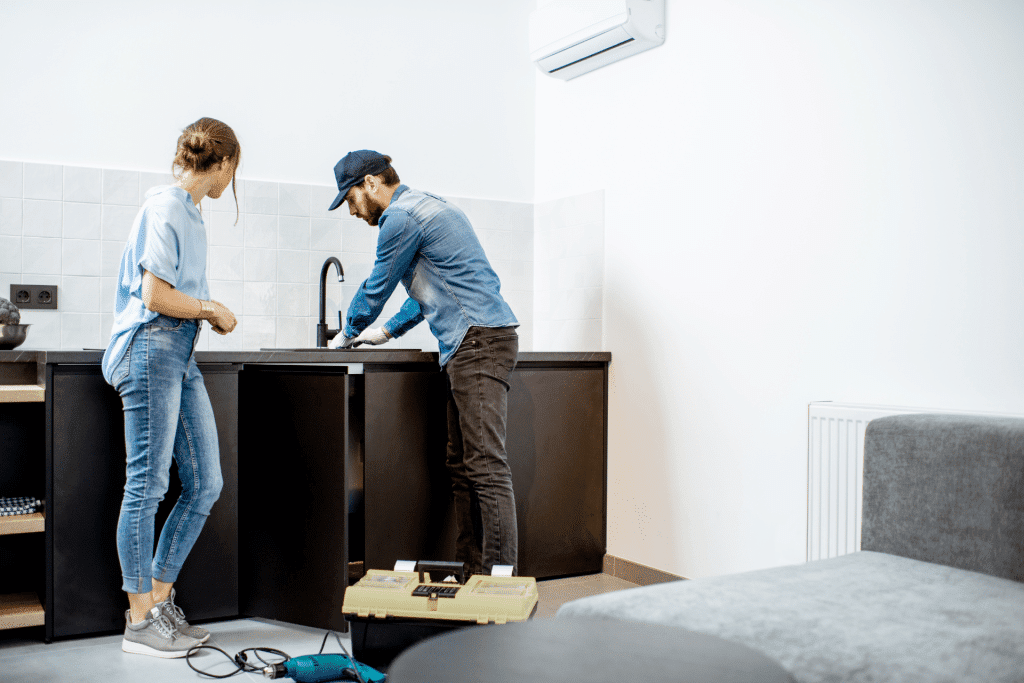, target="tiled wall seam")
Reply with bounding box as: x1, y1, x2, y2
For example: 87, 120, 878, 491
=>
0, 160, 539, 353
